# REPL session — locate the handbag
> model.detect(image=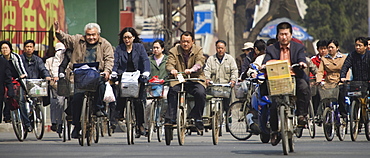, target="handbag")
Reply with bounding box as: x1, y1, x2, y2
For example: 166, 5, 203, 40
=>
103, 81, 116, 103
